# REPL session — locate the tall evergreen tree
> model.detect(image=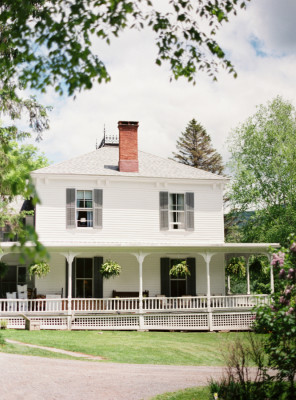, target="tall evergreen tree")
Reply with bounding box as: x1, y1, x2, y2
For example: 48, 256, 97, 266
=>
172, 119, 224, 175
